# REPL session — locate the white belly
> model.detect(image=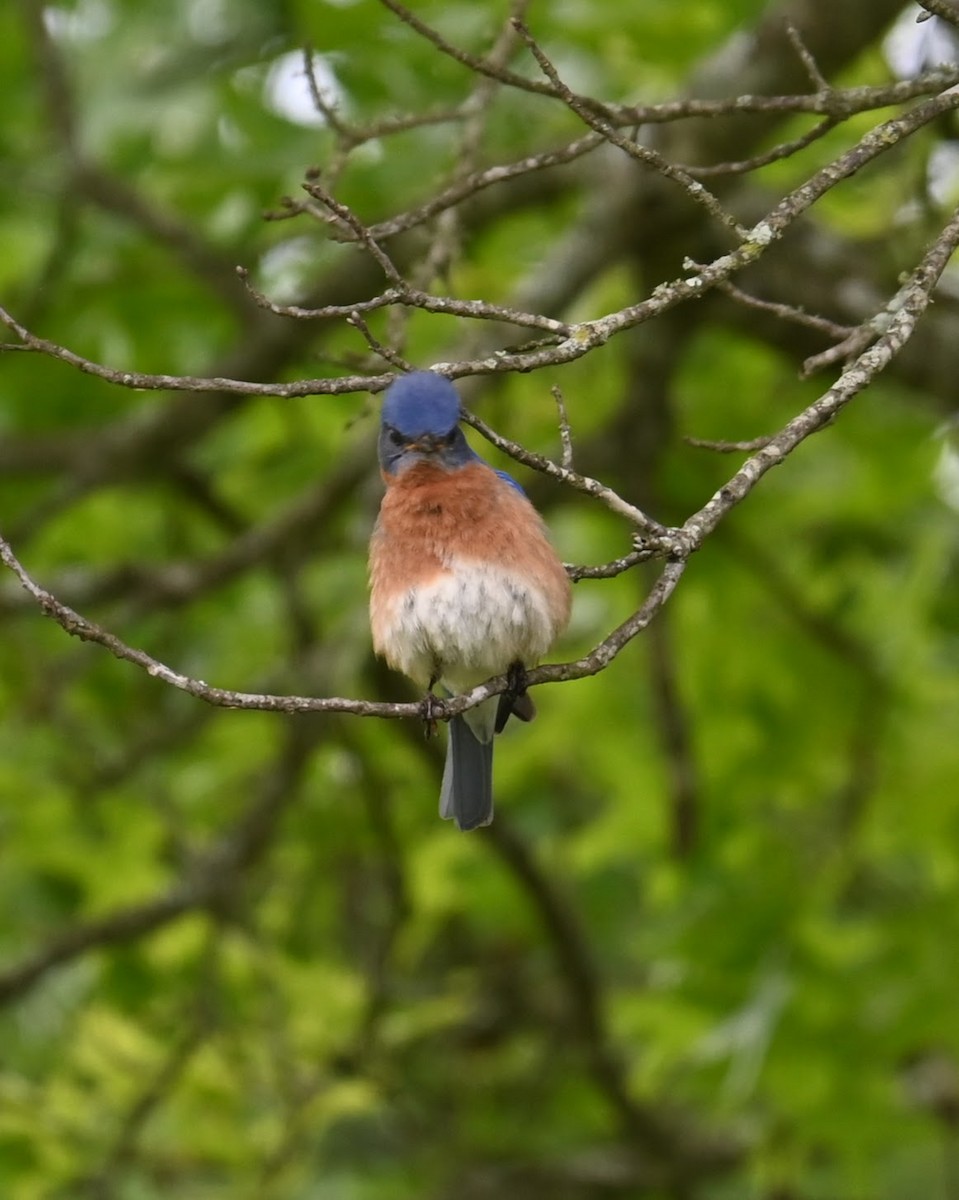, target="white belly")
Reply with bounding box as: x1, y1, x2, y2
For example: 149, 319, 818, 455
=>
378, 561, 559, 691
